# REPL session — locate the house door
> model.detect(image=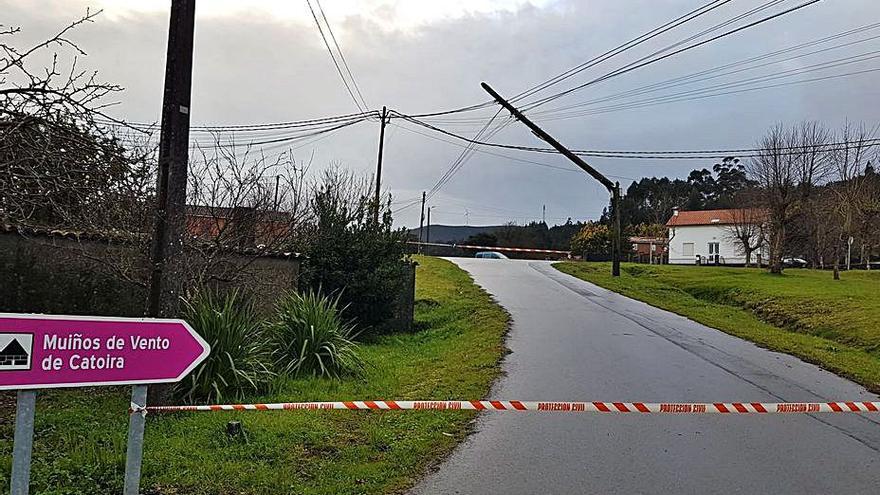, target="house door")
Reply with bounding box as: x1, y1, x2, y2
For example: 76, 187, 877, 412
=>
708, 242, 720, 264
